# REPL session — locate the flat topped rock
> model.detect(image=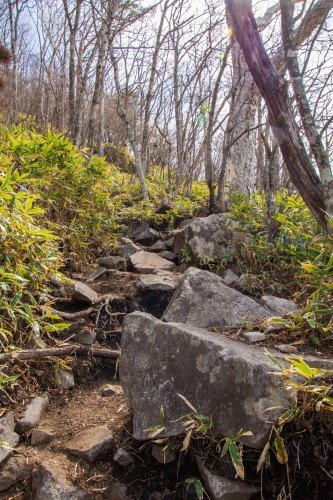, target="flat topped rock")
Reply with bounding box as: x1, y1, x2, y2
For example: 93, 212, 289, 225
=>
137, 272, 182, 292
130, 251, 176, 274
97, 256, 126, 271
120, 312, 293, 449
162, 267, 268, 328
85, 266, 107, 283
73, 281, 99, 305
65, 425, 113, 462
